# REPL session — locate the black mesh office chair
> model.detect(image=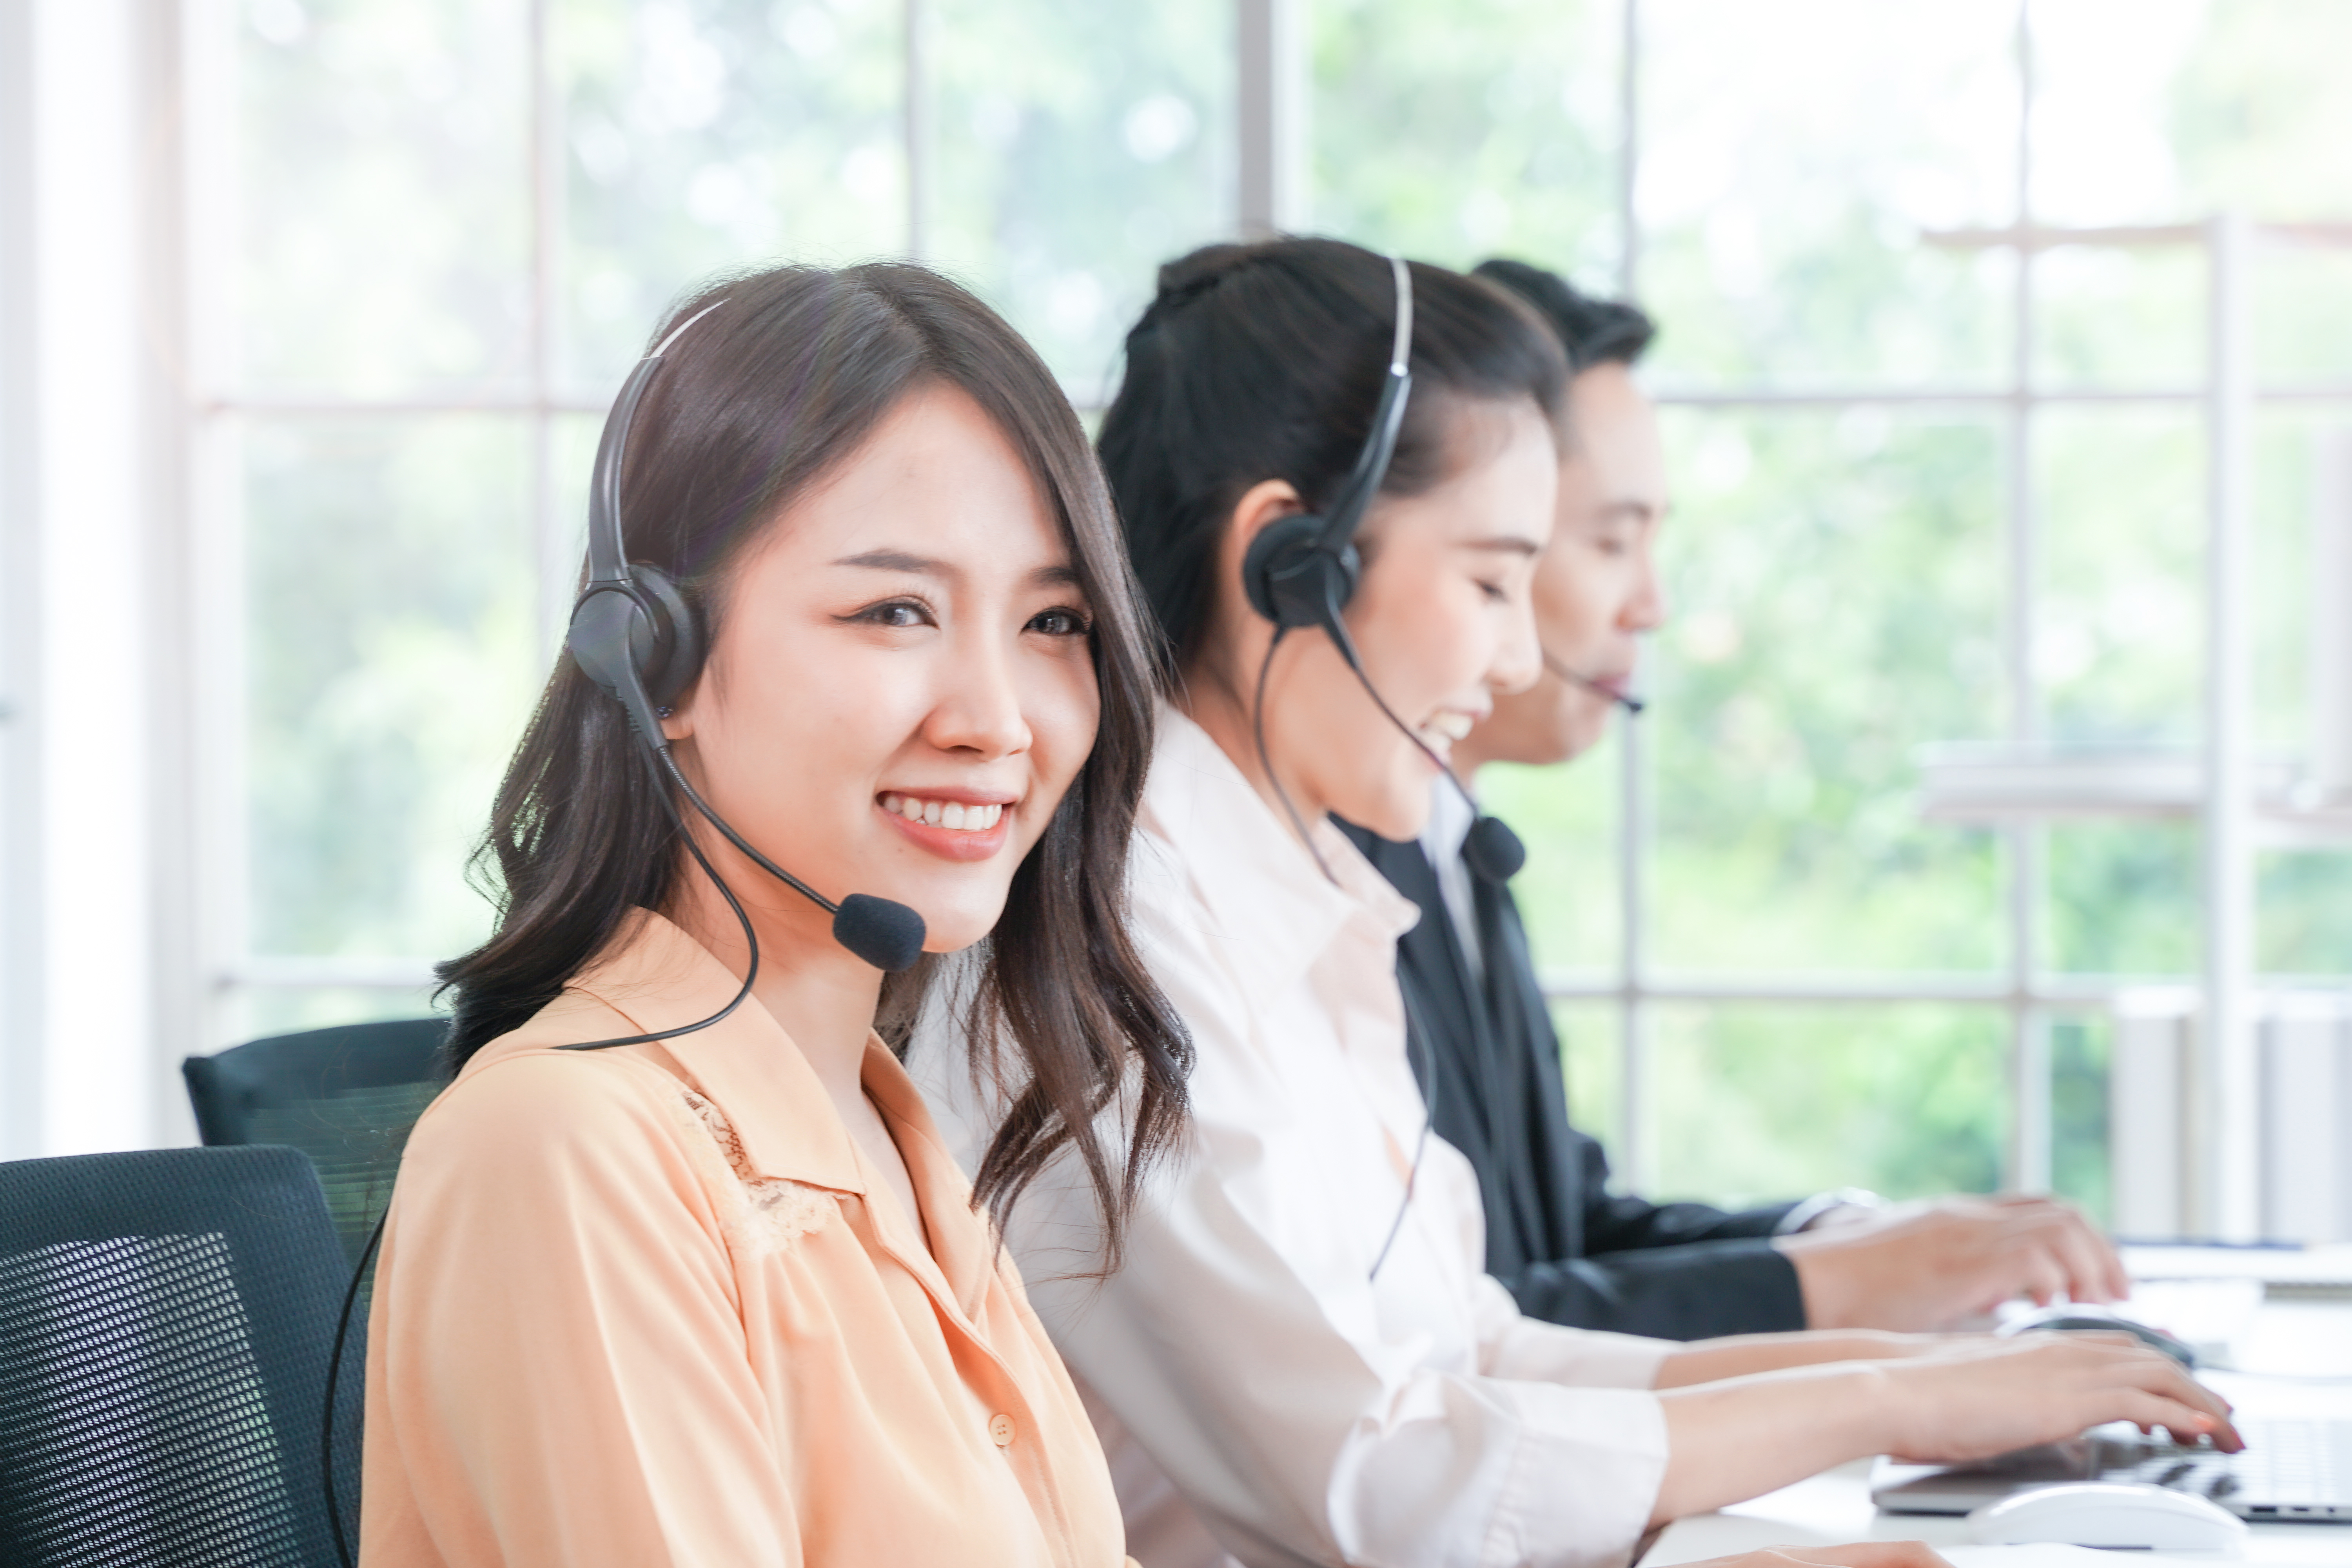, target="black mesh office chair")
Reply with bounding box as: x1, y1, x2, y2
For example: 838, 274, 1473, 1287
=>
182, 1018, 450, 1267
0, 1145, 362, 1567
